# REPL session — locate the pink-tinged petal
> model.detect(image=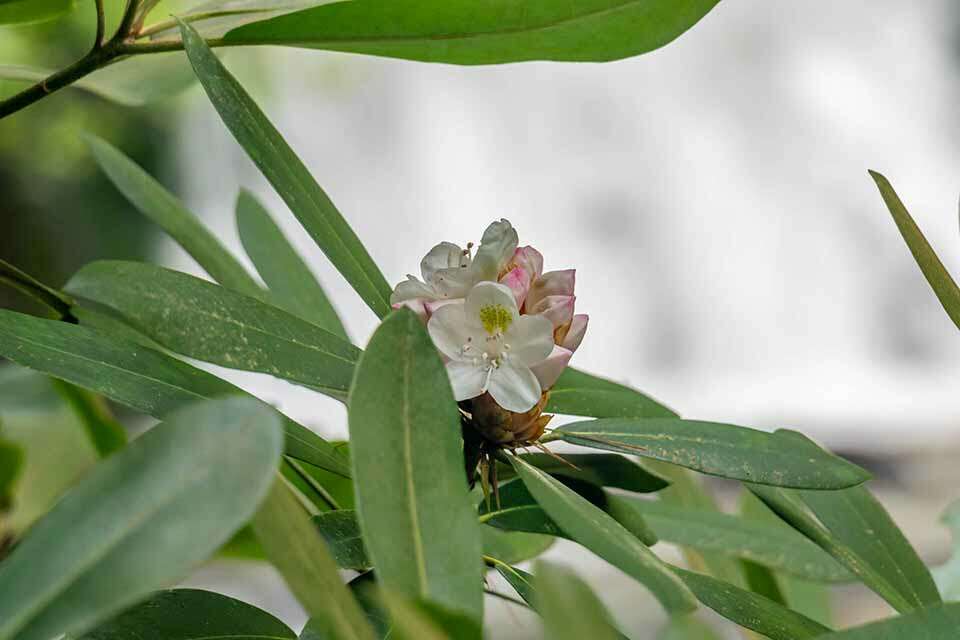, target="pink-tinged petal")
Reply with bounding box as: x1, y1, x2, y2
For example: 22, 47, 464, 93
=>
560, 314, 589, 352
499, 265, 531, 308
487, 361, 541, 412
530, 294, 575, 329
393, 299, 428, 323
427, 304, 471, 361
424, 298, 462, 319
530, 345, 572, 390
526, 269, 575, 309
446, 361, 487, 401
511, 246, 543, 280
